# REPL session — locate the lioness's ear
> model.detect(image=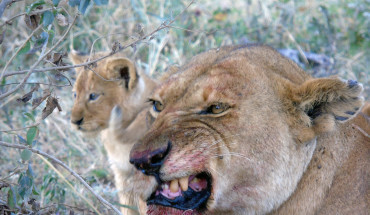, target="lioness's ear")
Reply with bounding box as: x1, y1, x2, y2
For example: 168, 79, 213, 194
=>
292, 78, 364, 140
106, 58, 137, 90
